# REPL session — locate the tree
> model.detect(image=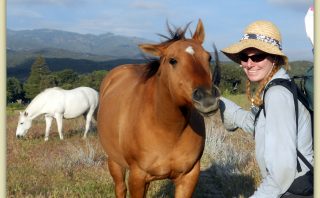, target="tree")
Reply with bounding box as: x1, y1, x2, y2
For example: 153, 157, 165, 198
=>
39, 74, 57, 90
7, 77, 25, 103
53, 69, 79, 89
24, 56, 53, 100
77, 70, 108, 91
219, 62, 247, 94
